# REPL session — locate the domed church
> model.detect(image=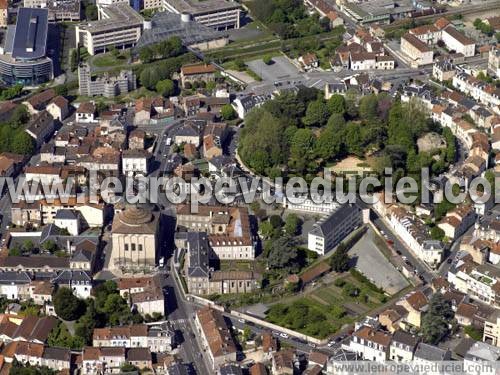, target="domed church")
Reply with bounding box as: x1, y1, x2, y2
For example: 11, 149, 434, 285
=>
110, 206, 159, 271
